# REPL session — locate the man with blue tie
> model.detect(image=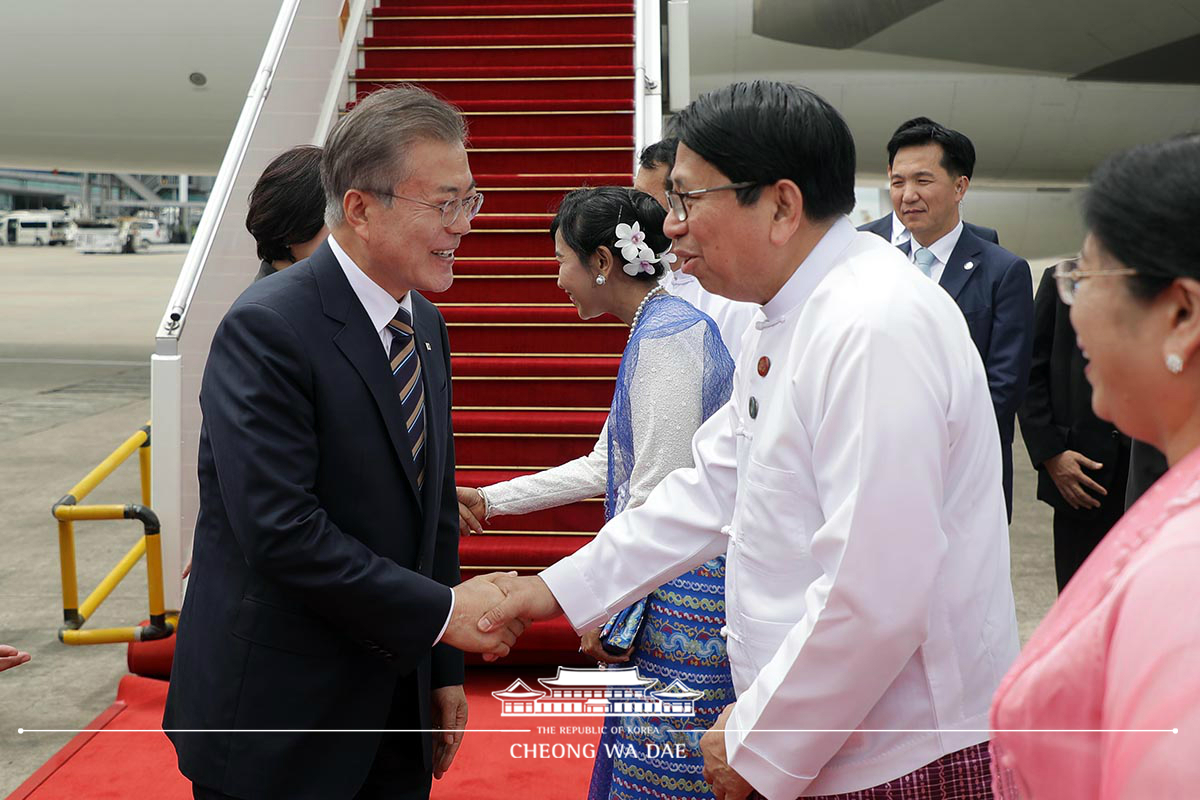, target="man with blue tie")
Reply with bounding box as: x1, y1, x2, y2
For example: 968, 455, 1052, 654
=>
863, 118, 1034, 520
